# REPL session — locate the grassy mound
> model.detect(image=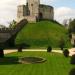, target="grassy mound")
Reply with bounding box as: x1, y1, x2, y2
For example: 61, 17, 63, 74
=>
15, 20, 71, 48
